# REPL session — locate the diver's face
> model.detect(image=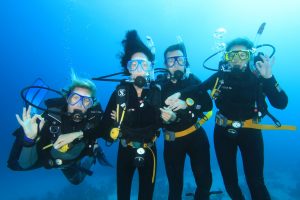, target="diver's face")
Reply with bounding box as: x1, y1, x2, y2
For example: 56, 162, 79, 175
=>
165, 50, 186, 75
228, 45, 249, 70
67, 87, 92, 114
129, 52, 151, 79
